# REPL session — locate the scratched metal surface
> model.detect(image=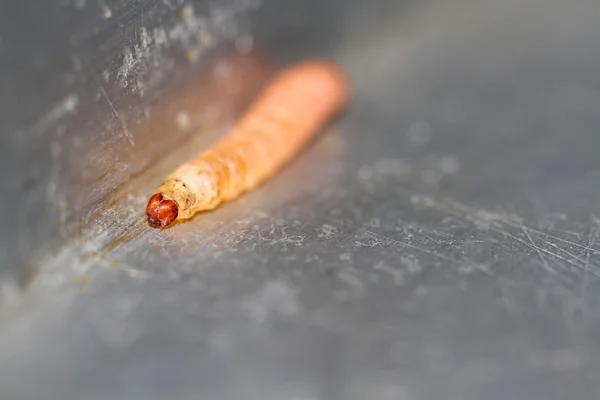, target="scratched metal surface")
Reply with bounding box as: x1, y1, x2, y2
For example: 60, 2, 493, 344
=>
3, 0, 600, 399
